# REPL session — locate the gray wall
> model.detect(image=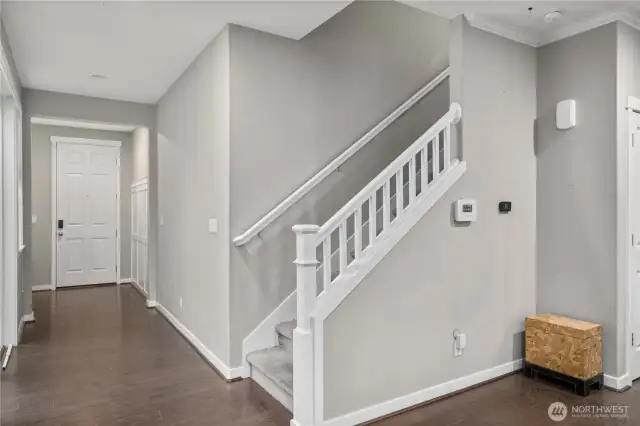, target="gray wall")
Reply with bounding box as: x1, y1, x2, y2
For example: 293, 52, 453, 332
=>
323, 17, 537, 418
228, 0, 450, 366
157, 28, 231, 366
29, 125, 134, 286
22, 89, 157, 313
536, 23, 619, 376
